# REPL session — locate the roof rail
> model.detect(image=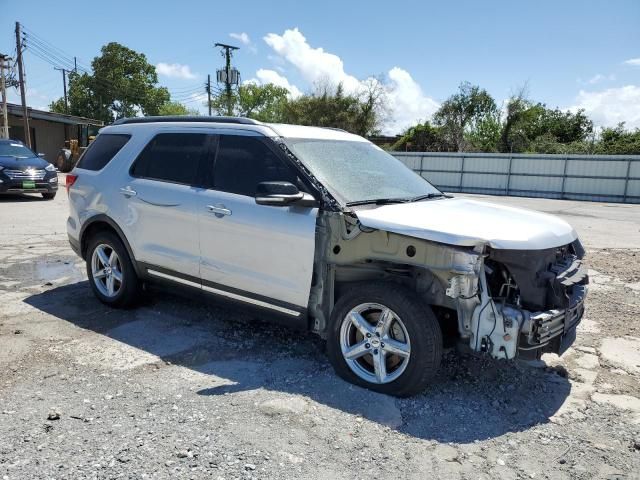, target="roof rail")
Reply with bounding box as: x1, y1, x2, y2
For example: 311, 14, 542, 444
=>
112, 116, 262, 126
